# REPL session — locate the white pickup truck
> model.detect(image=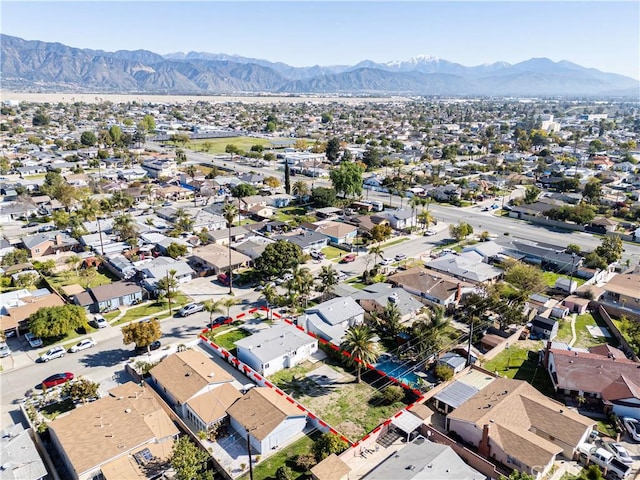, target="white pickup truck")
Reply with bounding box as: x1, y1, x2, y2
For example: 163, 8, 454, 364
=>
578, 444, 631, 479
